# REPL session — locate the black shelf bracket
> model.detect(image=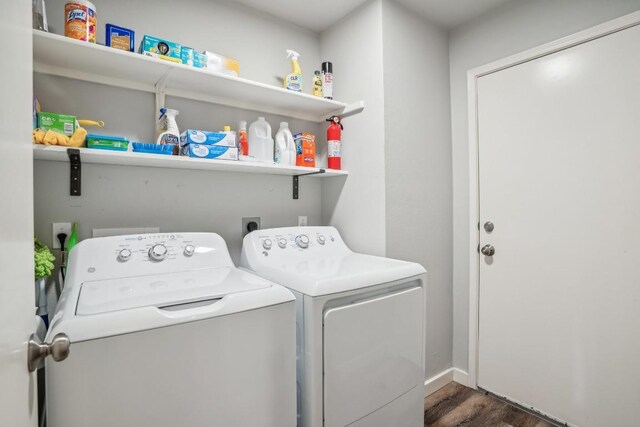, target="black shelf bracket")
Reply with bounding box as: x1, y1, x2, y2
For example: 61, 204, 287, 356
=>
67, 148, 81, 196
293, 169, 326, 199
